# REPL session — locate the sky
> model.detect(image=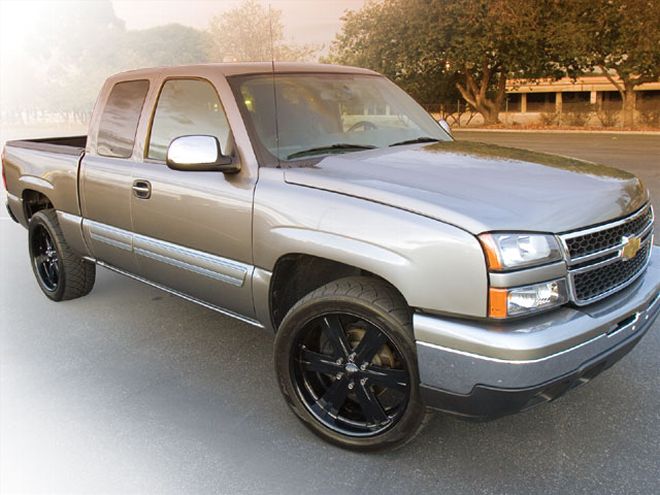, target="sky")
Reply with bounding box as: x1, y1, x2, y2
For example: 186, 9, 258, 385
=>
112, 0, 366, 47
0, 0, 366, 63
0, 0, 367, 121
